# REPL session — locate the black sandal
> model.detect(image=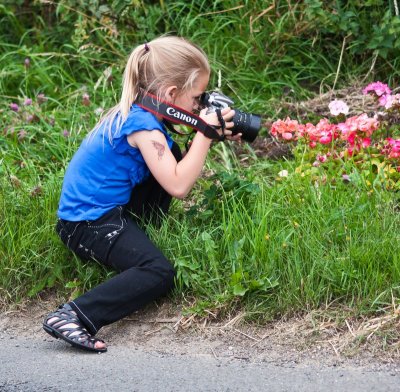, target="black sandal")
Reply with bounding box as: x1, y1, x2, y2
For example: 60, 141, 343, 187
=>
43, 304, 107, 353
